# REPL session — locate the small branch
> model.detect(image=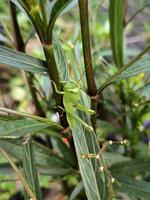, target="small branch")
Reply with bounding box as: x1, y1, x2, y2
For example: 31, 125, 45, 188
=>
14, 1, 45, 43
123, 0, 128, 27
78, 0, 97, 129
9, 1, 25, 51
126, 2, 150, 26
26, 73, 46, 117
